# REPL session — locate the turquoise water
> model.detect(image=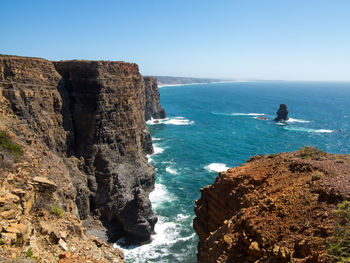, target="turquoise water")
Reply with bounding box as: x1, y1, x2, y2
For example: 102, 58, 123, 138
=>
120, 81, 350, 262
